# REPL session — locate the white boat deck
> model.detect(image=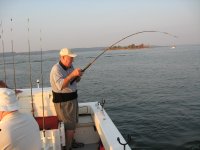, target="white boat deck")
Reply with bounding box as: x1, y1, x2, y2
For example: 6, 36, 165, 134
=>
74, 144, 98, 150
74, 114, 100, 150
